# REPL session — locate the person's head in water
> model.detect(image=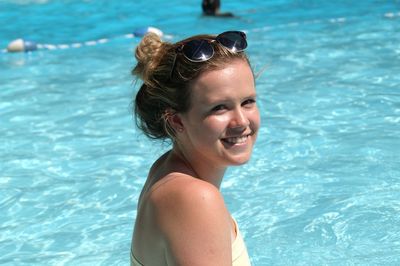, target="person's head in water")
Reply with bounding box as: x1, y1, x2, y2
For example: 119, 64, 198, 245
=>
202, 0, 220, 15
202, 0, 234, 17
